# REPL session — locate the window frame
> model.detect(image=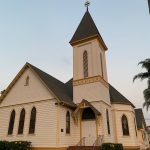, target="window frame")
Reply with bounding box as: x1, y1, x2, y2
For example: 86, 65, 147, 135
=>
24, 76, 29, 86
29, 107, 36, 134
100, 53, 104, 78
18, 108, 25, 135
121, 114, 130, 136
66, 111, 70, 134
106, 109, 110, 135
8, 110, 16, 135
83, 50, 88, 78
